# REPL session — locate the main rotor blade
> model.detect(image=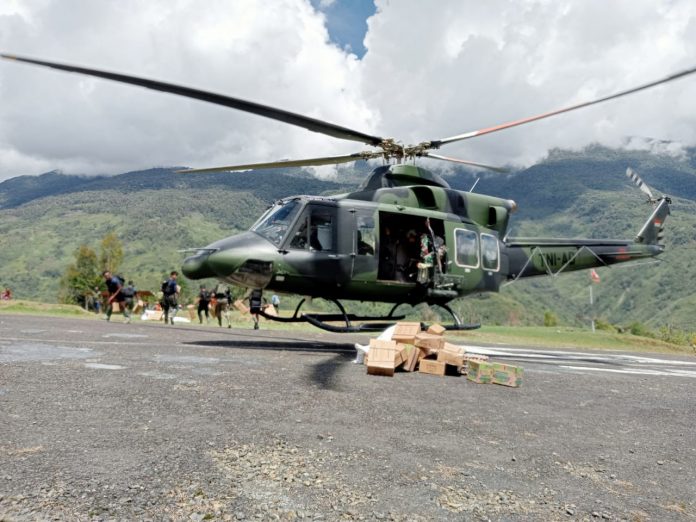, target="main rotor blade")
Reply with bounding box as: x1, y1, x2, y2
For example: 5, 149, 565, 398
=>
430, 64, 696, 148
177, 151, 383, 173
421, 152, 508, 173
1, 53, 385, 147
